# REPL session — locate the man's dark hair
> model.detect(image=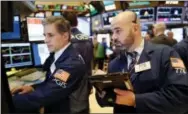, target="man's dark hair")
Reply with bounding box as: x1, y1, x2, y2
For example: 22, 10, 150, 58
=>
63, 12, 78, 27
